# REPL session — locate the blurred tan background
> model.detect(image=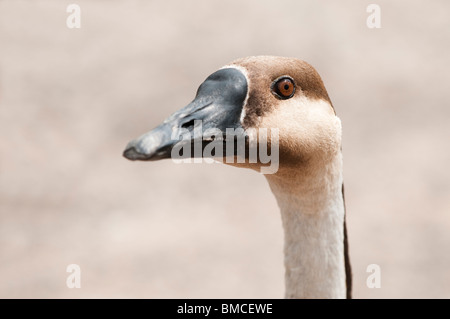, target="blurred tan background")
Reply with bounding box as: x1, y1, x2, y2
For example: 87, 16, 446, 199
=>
1, 0, 450, 298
